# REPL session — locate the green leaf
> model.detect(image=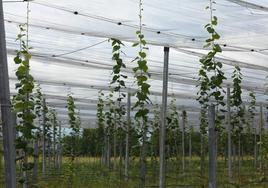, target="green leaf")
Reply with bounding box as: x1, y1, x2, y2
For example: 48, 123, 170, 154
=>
207, 27, 214, 34
212, 32, 220, 39
132, 42, 139, 47
14, 56, 22, 64
212, 16, 218, 25
139, 52, 146, 58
